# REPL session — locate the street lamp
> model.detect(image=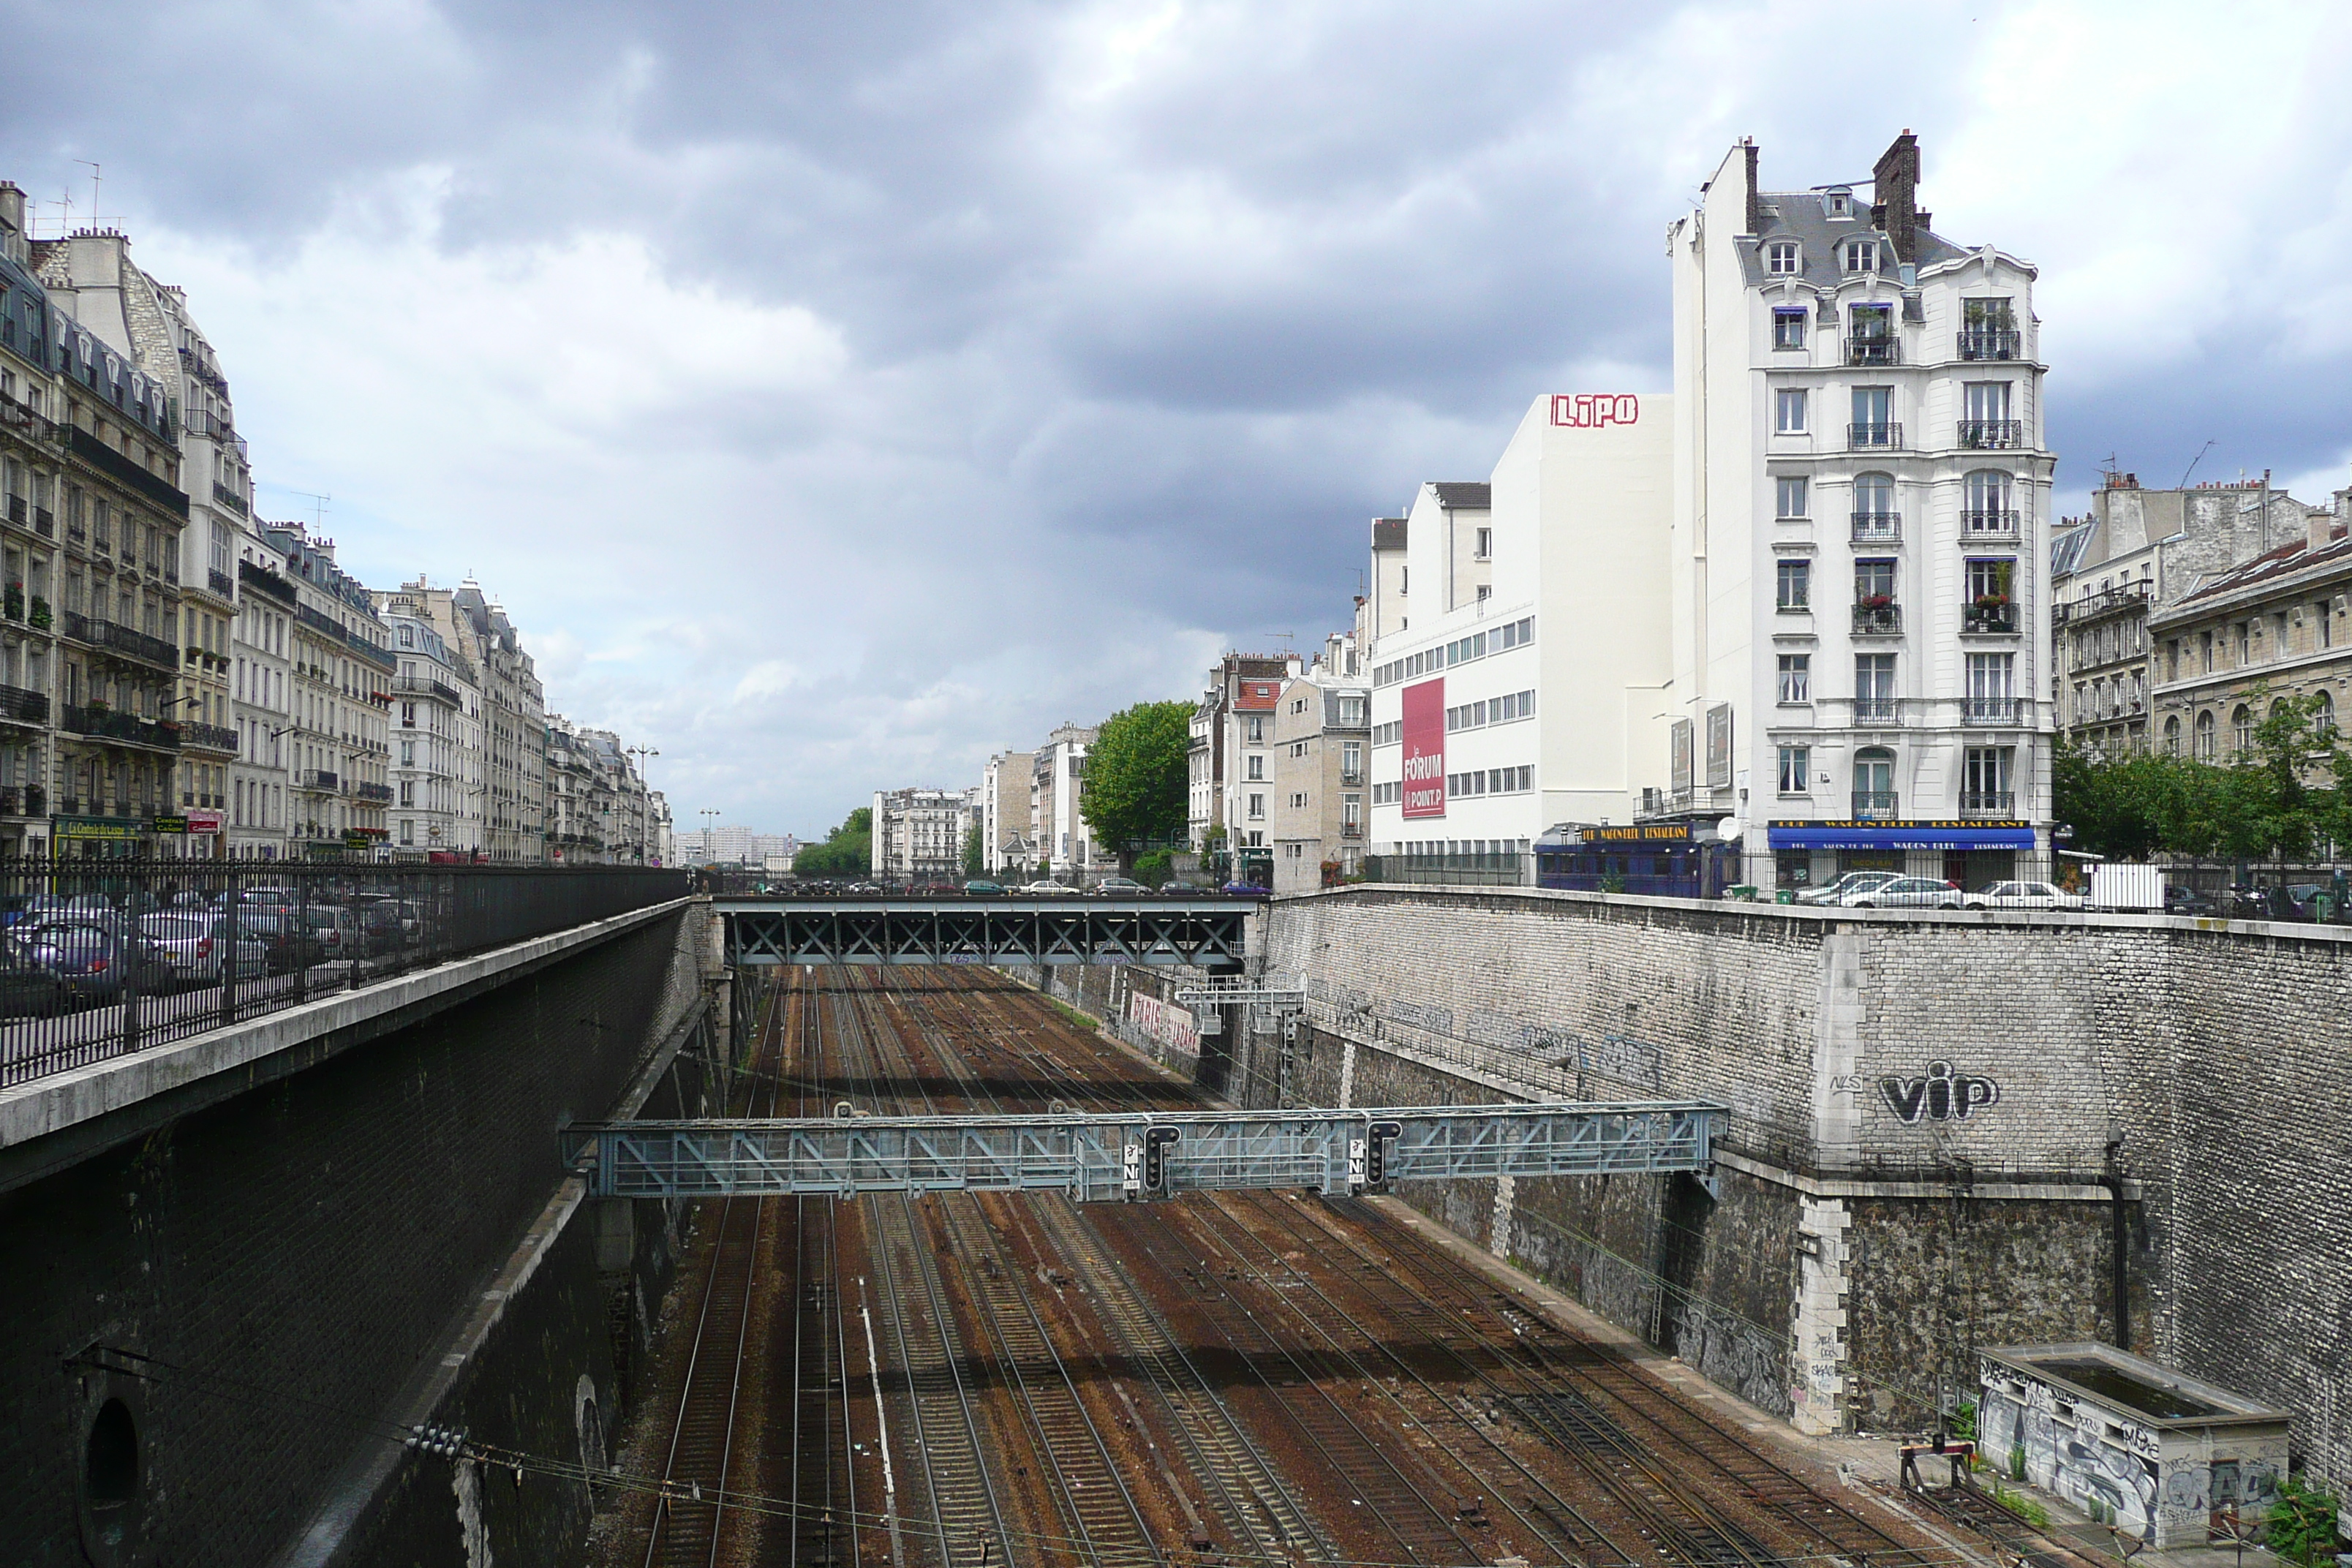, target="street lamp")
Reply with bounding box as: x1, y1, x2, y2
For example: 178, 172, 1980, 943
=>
627, 745, 659, 864
699, 807, 720, 867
